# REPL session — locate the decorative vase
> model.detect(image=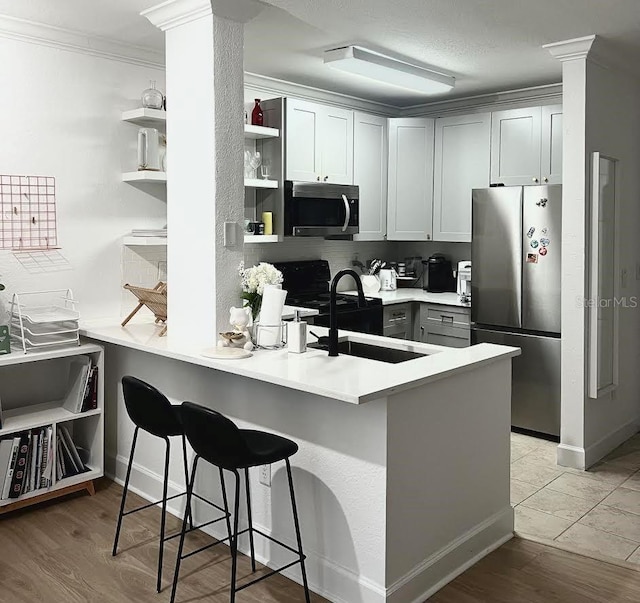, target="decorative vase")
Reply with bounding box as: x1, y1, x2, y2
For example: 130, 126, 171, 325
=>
251, 99, 264, 126
141, 80, 164, 110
